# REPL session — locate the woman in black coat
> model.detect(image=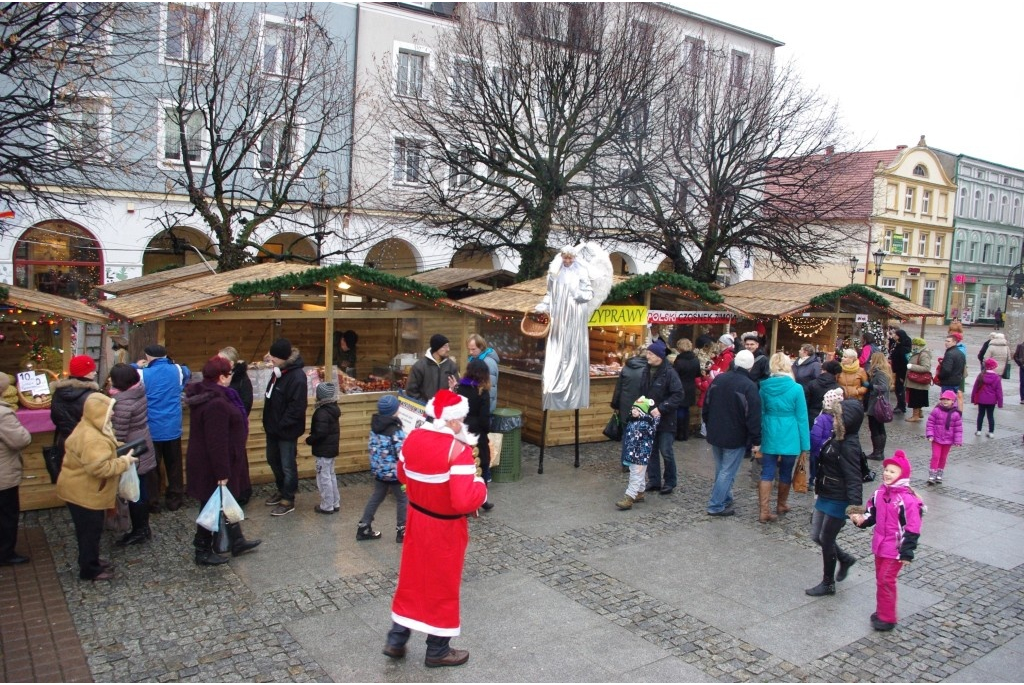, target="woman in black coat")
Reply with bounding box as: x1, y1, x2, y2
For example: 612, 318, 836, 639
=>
184, 357, 260, 566
806, 398, 864, 598
456, 359, 493, 510
888, 329, 912, 414
672, 339, 701, 441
